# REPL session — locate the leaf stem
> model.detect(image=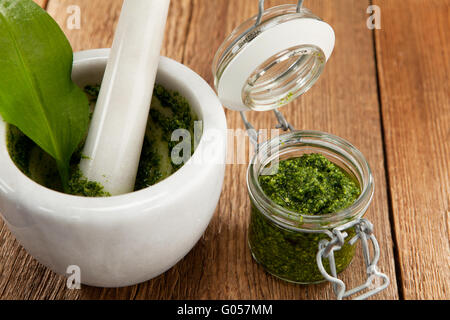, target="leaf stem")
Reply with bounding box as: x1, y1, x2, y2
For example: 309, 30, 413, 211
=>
56, 160, 70, 193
